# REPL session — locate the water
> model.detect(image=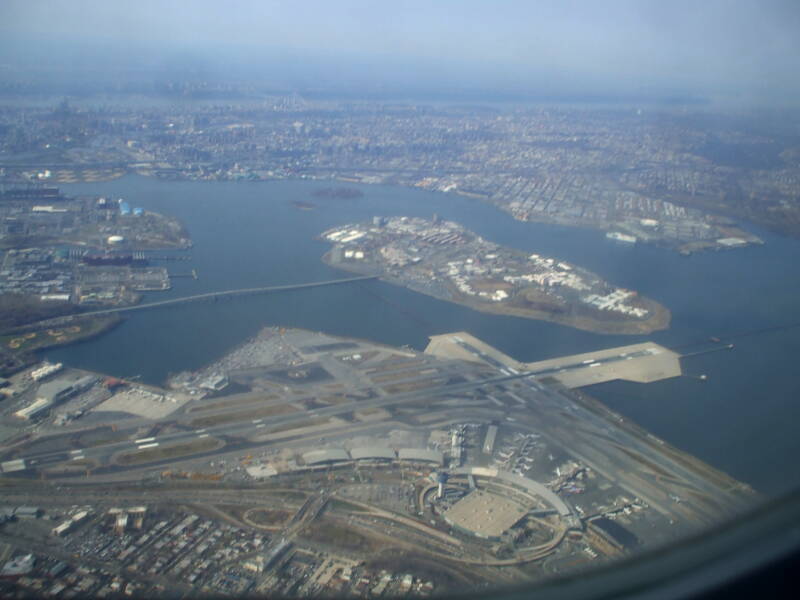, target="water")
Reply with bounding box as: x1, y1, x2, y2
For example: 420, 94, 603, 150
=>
44, 176, 800, 496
